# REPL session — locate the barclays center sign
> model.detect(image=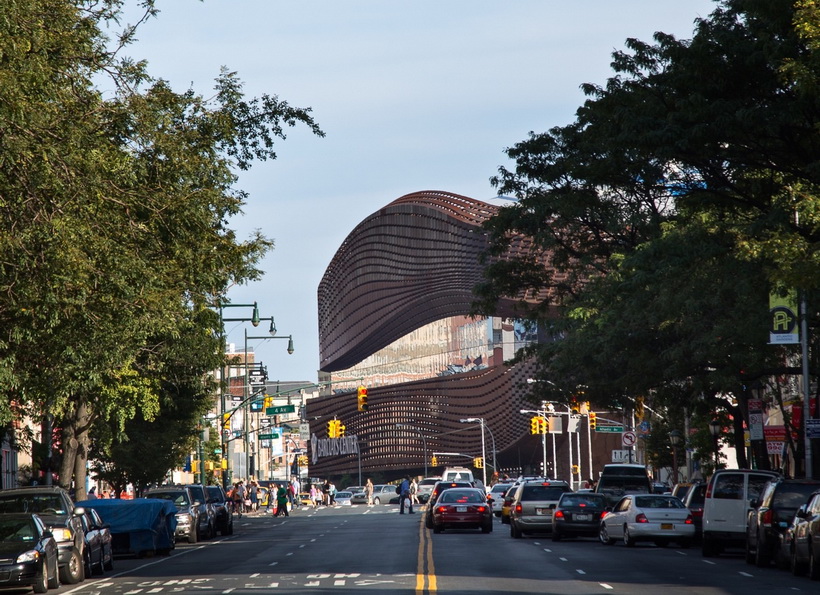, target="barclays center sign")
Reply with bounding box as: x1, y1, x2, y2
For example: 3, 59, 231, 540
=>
310, 434, 359, 465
